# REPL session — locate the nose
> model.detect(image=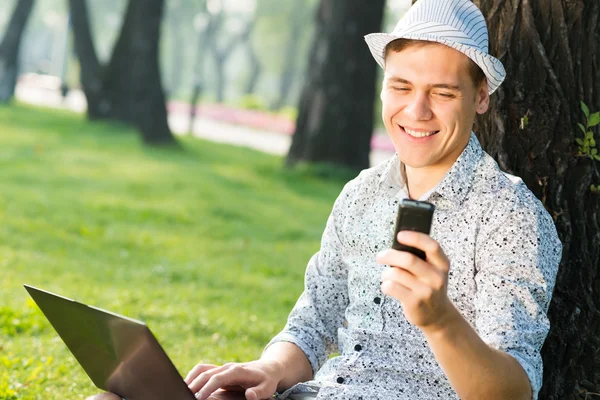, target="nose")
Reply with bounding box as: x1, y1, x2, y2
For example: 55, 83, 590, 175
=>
404, 92, 433, 121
